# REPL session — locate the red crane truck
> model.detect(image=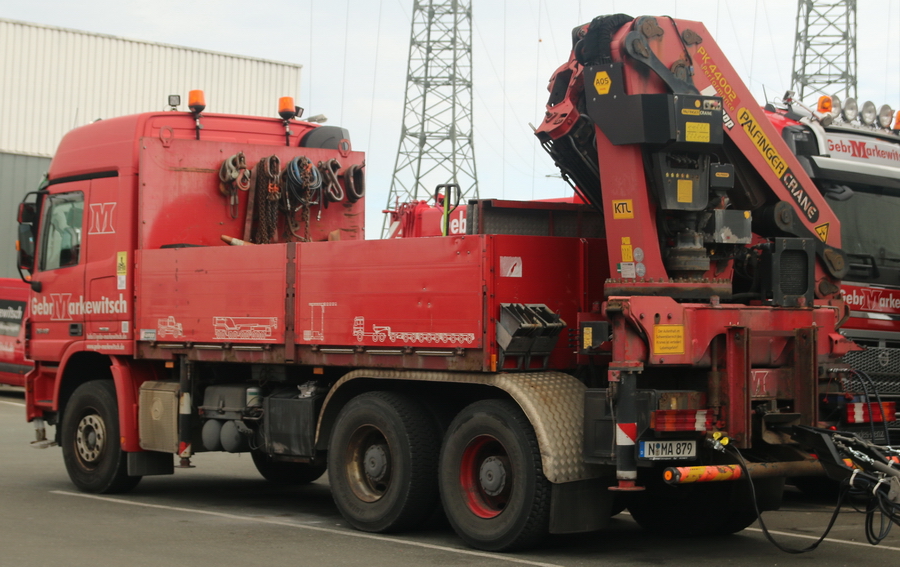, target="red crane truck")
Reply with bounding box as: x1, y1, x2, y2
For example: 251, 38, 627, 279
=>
0, 277, 30, 387
13, 14, 874, 551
